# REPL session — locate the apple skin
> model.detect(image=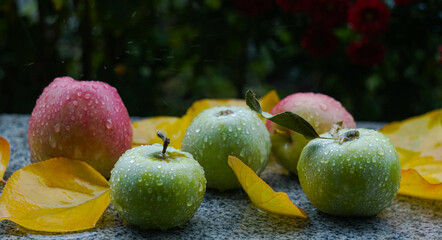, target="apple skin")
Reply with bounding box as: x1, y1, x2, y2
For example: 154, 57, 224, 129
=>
266, 93, 356, 175
109, 144, 206, 230
297, 128, 401, 216
182, 106, 271, 191
28, 77, 132, 178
